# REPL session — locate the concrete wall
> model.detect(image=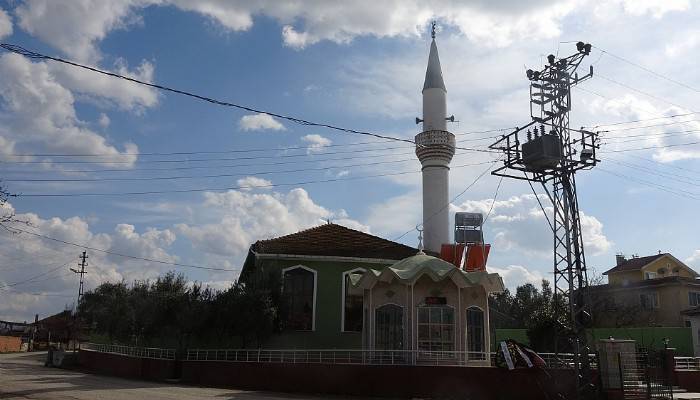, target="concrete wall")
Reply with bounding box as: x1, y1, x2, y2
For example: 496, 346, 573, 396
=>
676, 370, 700, 392
78, 349, 177, 381
0, 335, 22, 352
181, 360, 577, 400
